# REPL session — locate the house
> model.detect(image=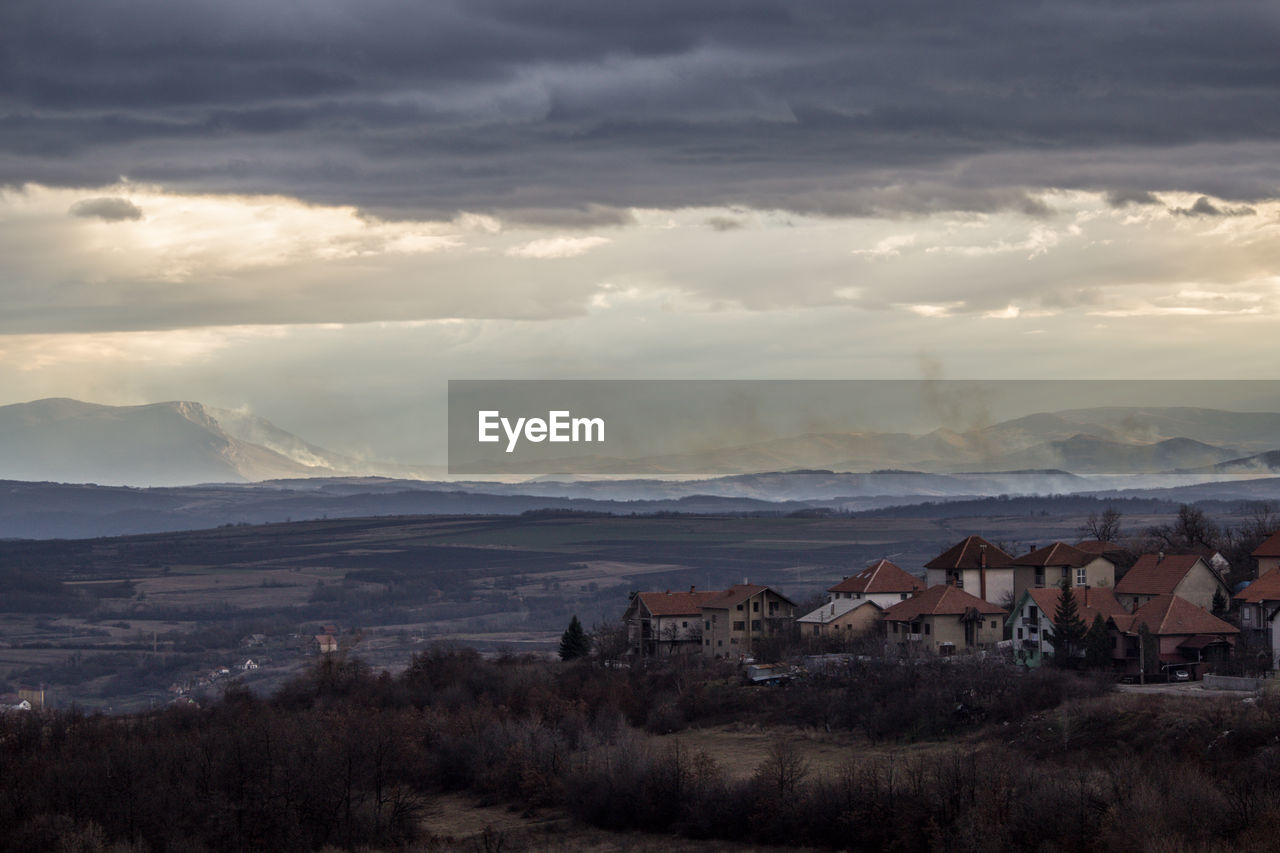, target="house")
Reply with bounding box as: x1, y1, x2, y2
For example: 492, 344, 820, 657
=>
1074, 539, 1133, 566
315, 634, 339, 654
623, 587, 721, 656
1252, 531, 1280, 577
1233, 568, 1280, 669
827, 559, 924, 608
17, 686, 44, 710
1109, 594, 1238, 679
797, 598, 883, 639
1114, 553, 1229, 612
883, 585, 1006, 655
1006, 586, 1126, 667
924, 536, 1016, 605
700, 584, 797, 658
1010, 542, 1116, 600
